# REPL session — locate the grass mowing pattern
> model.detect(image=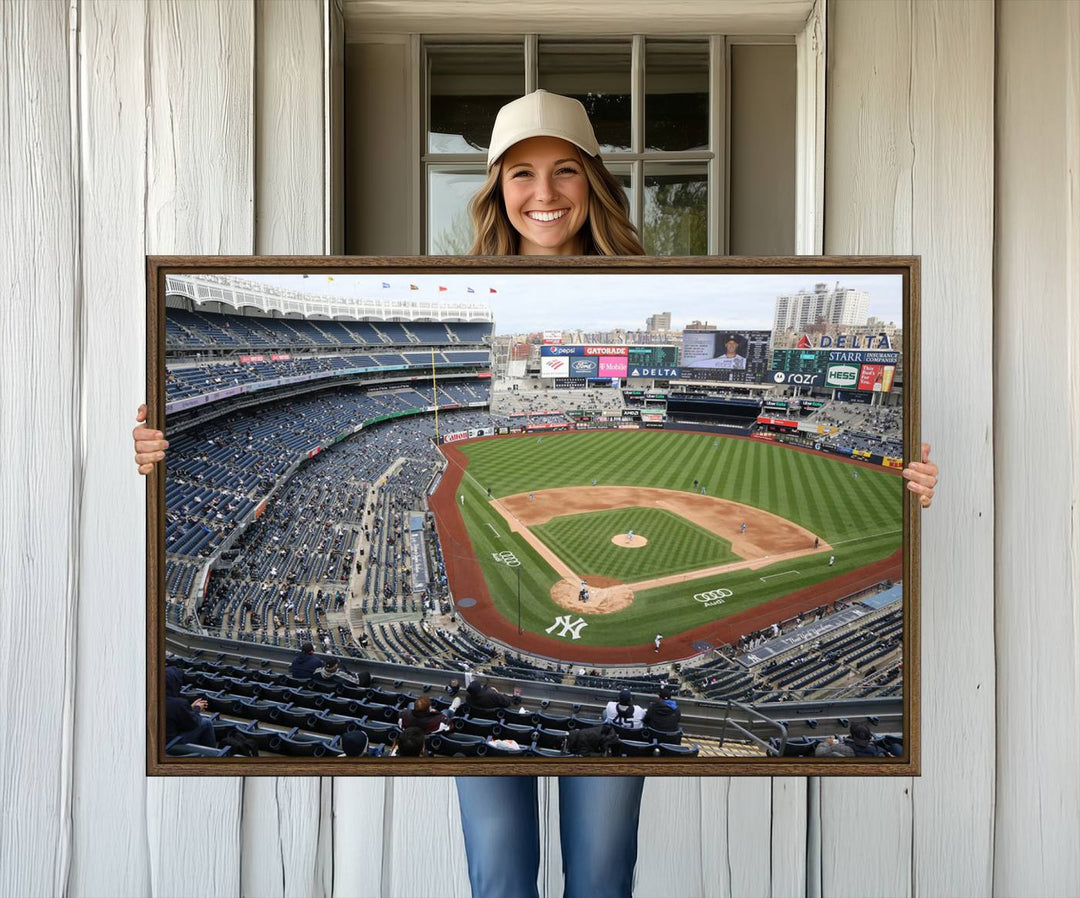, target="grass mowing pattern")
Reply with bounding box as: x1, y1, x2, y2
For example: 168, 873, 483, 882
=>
532, 507, 740, 582
450, 431, 903, 646
459, 430, 901, 545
